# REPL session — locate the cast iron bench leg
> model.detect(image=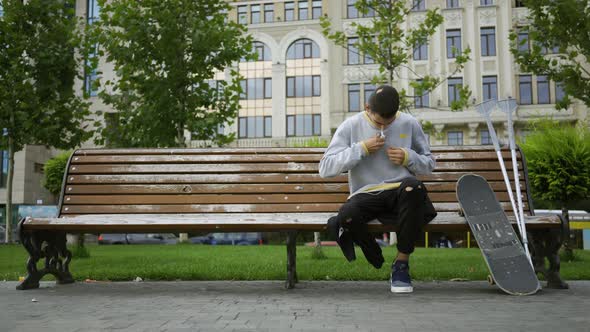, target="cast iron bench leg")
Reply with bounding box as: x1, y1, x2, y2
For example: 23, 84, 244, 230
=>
285, 231, 298, 289
529, 227, 569, 289
16, 219, 74, 290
